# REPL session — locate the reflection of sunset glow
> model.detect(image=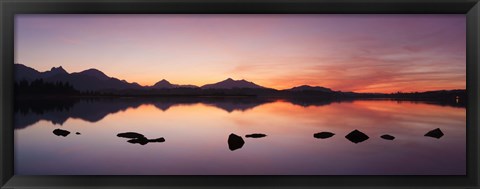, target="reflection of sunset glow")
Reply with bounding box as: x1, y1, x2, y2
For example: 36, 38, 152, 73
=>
16, 15, 465, 93
15, 100, 466, 175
